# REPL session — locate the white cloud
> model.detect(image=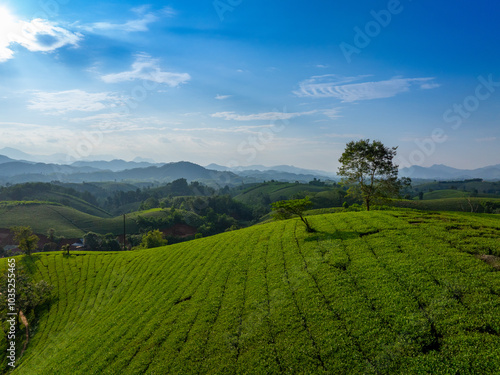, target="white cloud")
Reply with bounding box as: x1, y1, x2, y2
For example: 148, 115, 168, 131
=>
83, 6, 176, 33
294, 75, 439, 102
0, 6, 81, 62
420, 83, 441, 90
174, 125, 274, 134
101, 54, 190, 87
211, 110, 317, 121
85, 13, 158, 33
321, 108, 342, 119
215, 94, 232, 100
28, 90, 125, 114
322, 133, 363, 138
